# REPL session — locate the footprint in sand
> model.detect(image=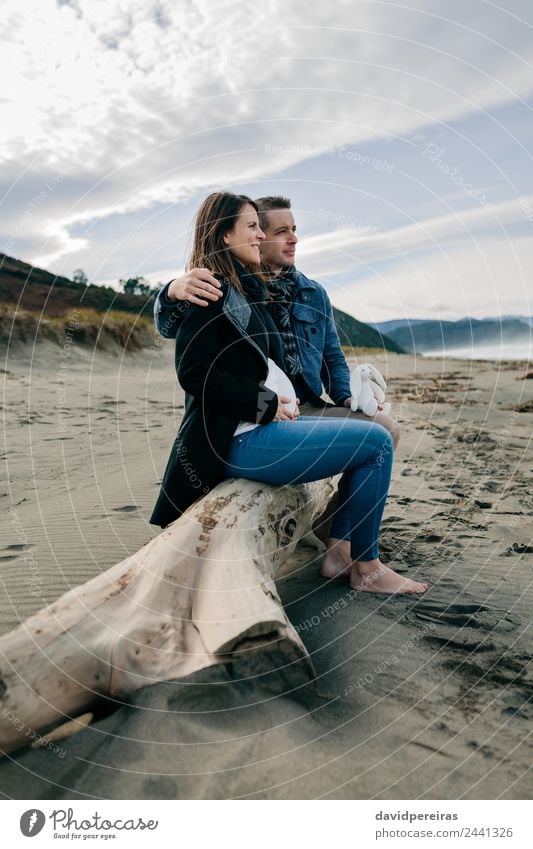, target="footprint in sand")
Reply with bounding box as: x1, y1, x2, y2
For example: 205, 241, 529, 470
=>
419, 532, 444, 543
0, 543, 34, 560
457, 432, 497, 445
480, 481, 503, 493
503, 542, 533, 556
501, 692, 533, 720
424, 633, 496, 654
381, 516, 420, 528
410, 598, 520, 633
446, 644, 532, 684
443, 653, 533, 702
